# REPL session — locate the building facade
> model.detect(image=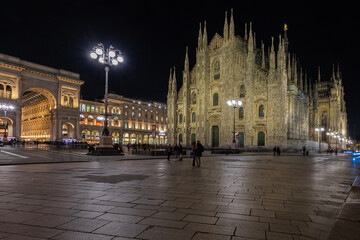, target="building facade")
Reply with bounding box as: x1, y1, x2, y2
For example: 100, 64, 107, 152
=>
167, 10, 348, 149
0, 53, 168, 144
79, 94, 167, 145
